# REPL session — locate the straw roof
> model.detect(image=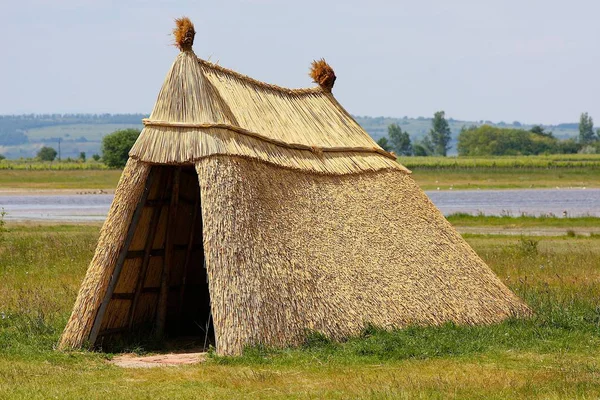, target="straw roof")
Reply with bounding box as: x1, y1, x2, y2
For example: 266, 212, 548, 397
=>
129, 27, 405, 174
